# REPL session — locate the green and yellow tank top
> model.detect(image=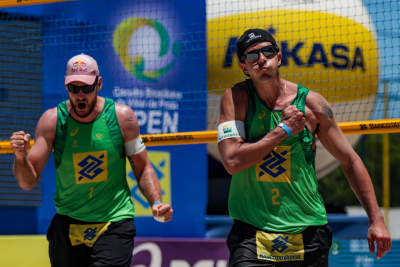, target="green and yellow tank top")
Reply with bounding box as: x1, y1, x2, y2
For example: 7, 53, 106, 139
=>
53, 98, 134, 222
228, 79, 327, 234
